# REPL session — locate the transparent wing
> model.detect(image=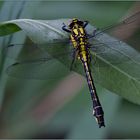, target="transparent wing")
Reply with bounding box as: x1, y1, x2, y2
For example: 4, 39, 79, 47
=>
90, 40, 140, 67
88, 11, 140, 67
5, 42, 75, 80
4, 40, 70, 60
90, 42, 140, 82
94, 11, 140, 36
6, 58, 72, 80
